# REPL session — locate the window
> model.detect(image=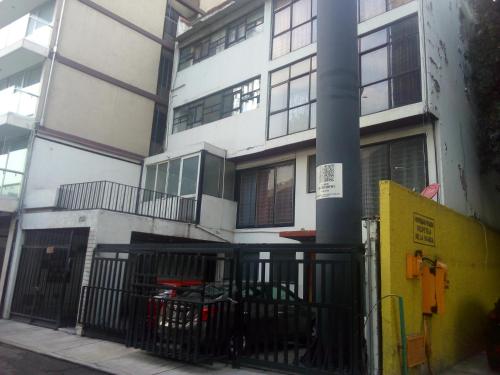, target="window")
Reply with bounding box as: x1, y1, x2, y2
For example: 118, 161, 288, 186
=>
179, 7, 264, 70
237, 162, 295, 228
272, 0, 317, 59
164, 4, 180, 41
202, 153, 236, 200
307, 154, 315, 192
144, 155, 200, 197
173, 77, 260, 133
149, 105, 168, 156
359, 0, 413, 22
359, 16, 421, 116
268, 55, 316, 139
0, 134, 29, 198
0, 65, 43, 117
361, 136, 427, 217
